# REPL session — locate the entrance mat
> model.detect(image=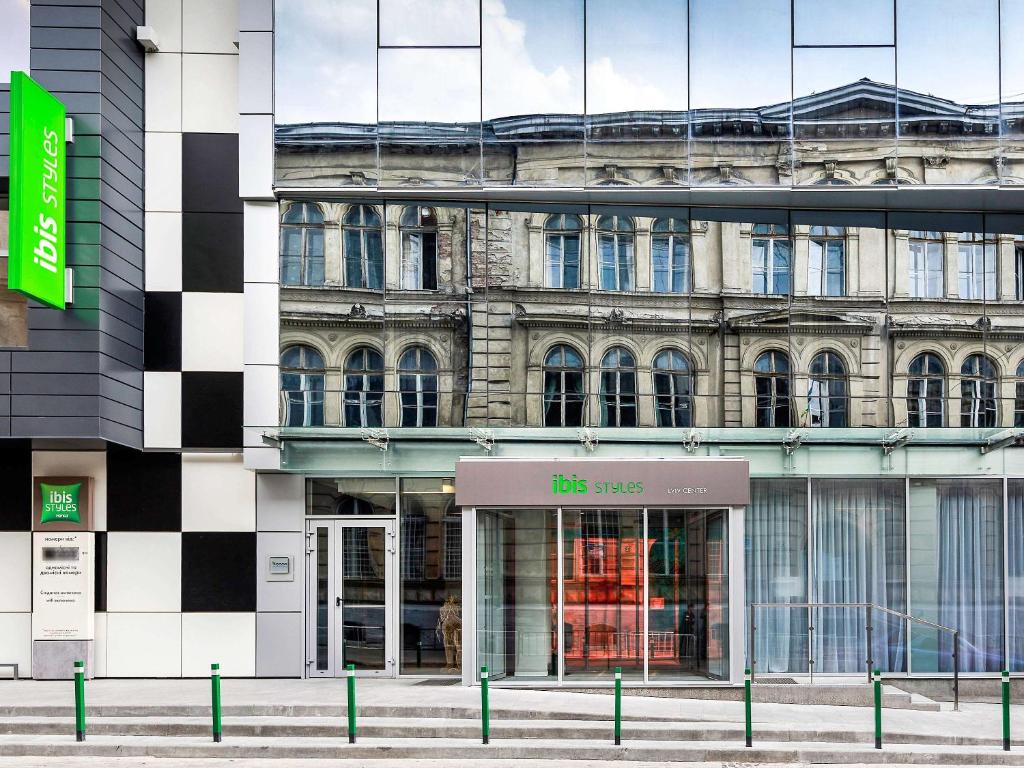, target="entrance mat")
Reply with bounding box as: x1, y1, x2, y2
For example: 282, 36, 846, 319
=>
413, 679, 461, 686
755, 677, 799, 685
